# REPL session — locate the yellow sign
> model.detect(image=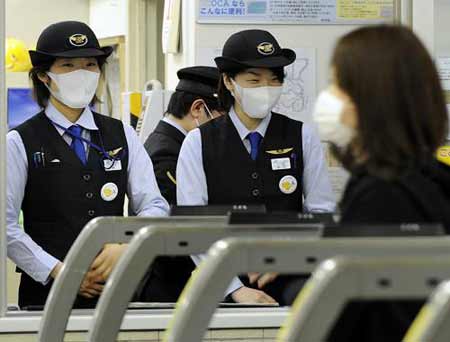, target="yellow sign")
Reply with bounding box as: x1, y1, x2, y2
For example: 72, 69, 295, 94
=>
337, 0, 393, 20
437, 146, 450, 166
129, 93, 142, 118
